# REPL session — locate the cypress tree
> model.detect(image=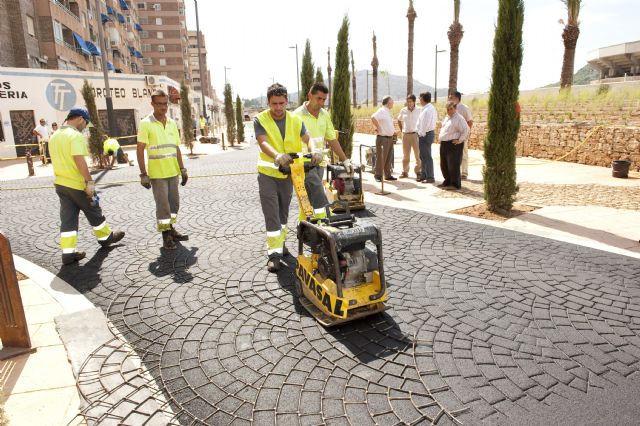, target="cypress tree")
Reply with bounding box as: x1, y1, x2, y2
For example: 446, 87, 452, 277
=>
315, 67, 324, 83
179, 81, 195, 155
223, 83, 236, 146
300, 39, 314, 105
235, 95, 245, 143
483, 0, 524, 213
331, 15, 354, 158
351, 50, 357, 107
371, 32, 379, 107
80, 80, 106, 167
